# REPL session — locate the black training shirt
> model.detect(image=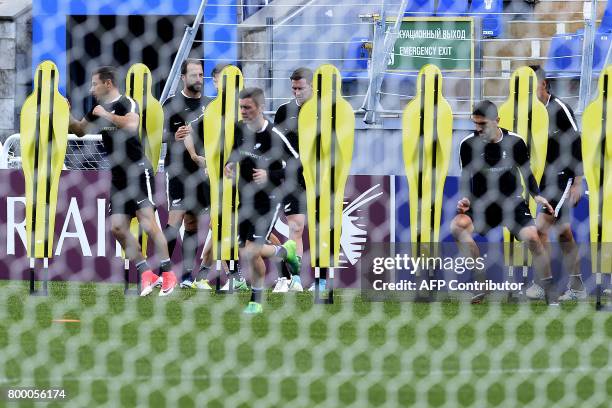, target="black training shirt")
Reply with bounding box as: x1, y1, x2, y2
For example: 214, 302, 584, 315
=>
163, 92, 212, 176
228, 121, 290, 210
459, 128, 540, 203
274, 99, 305, 190
85, 94, 144, 179
541, 94, 583, 189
